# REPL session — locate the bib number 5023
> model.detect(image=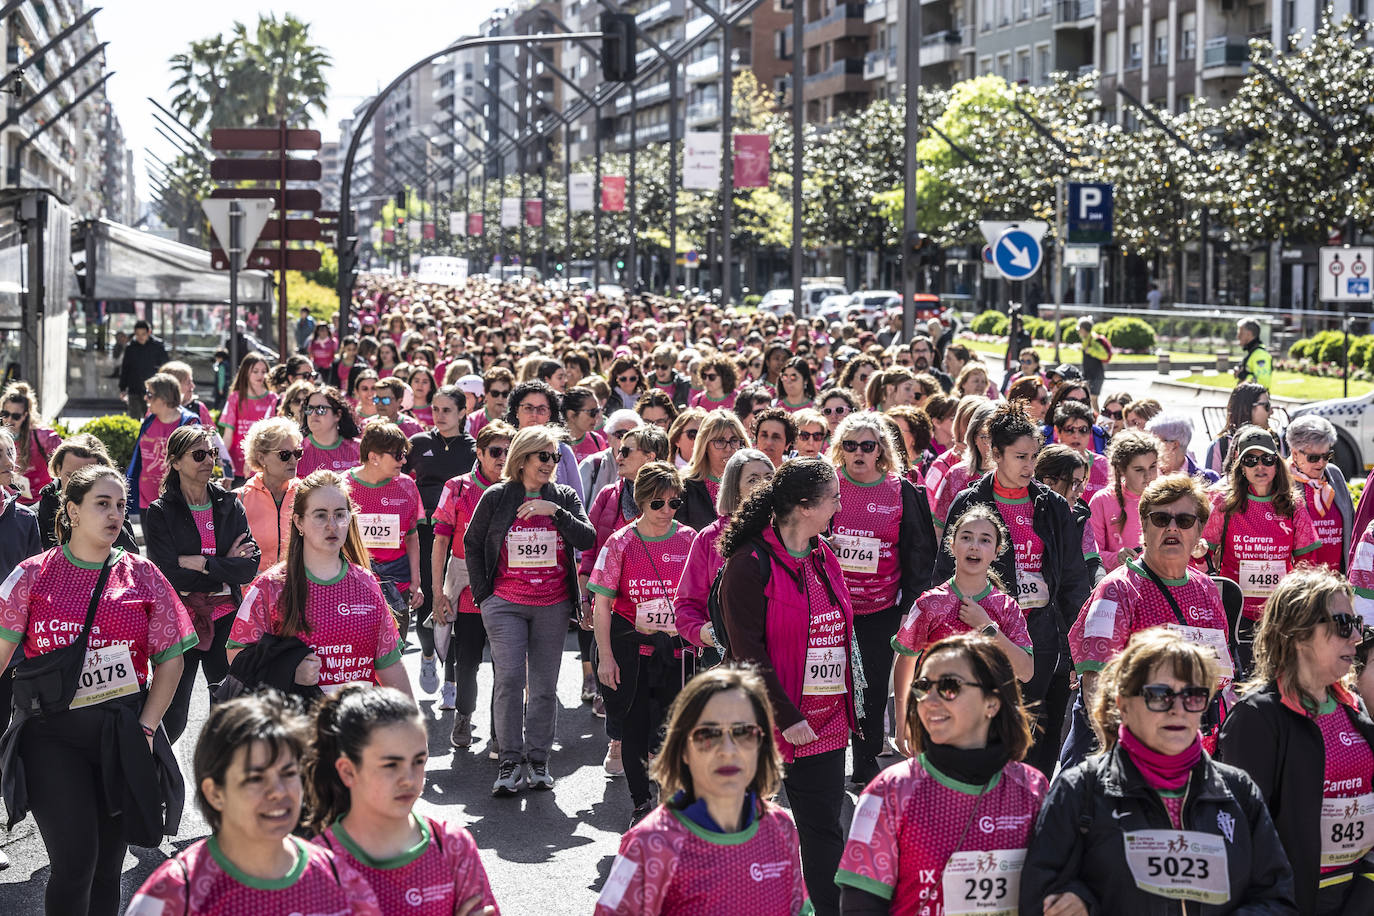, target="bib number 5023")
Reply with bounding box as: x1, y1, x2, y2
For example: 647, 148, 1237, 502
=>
1145, 855, 1210, 880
